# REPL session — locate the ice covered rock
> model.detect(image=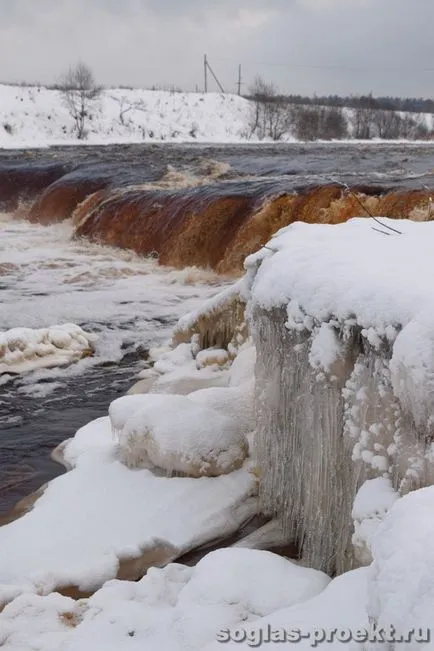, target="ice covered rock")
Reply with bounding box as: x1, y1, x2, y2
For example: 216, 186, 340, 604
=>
0, 324, 96, 375
244, 218, 434, 573
117, 394, 248, 477
195, 347, 230, 369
